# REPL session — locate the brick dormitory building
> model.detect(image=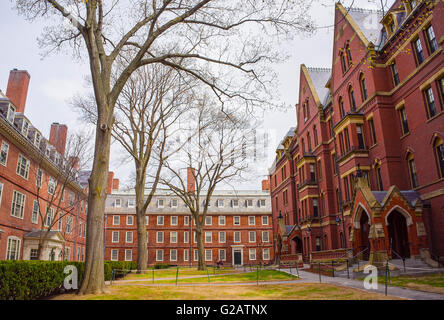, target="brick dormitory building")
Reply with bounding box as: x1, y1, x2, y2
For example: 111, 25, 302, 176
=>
0, 69, 88, 261
104, 173, 274, 266
269, 1, 444, 267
